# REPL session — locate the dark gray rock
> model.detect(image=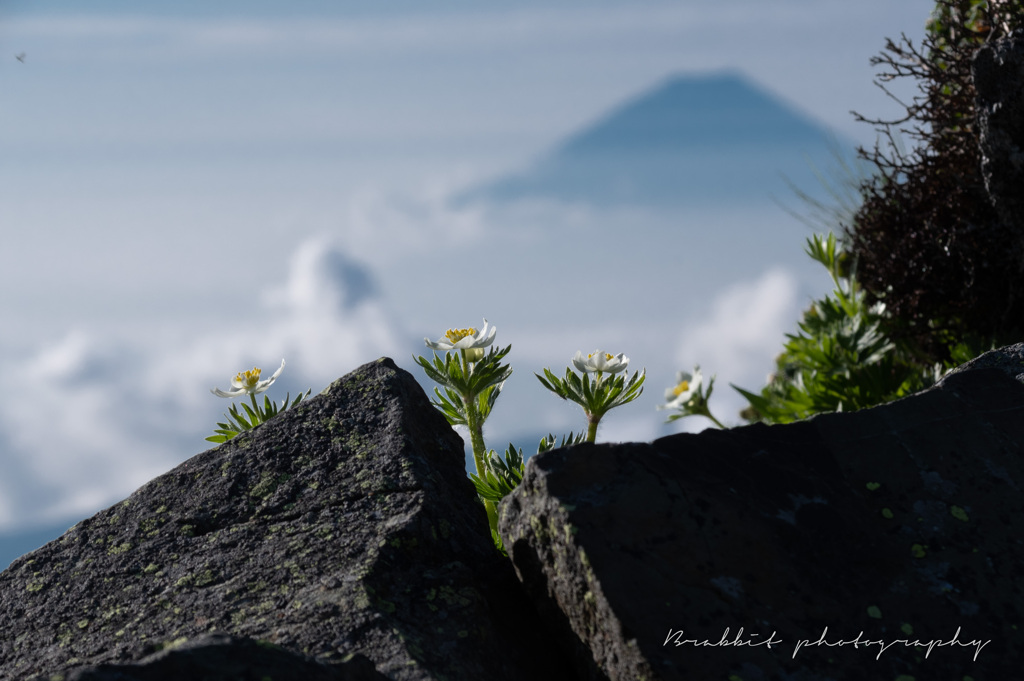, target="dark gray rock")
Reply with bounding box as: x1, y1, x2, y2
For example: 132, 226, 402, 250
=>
0, 357, 576, 681
944, 341, 1024, 382
500, 349, 1024, 680
973, 29, 1024, 237
33, 633, 385, 681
